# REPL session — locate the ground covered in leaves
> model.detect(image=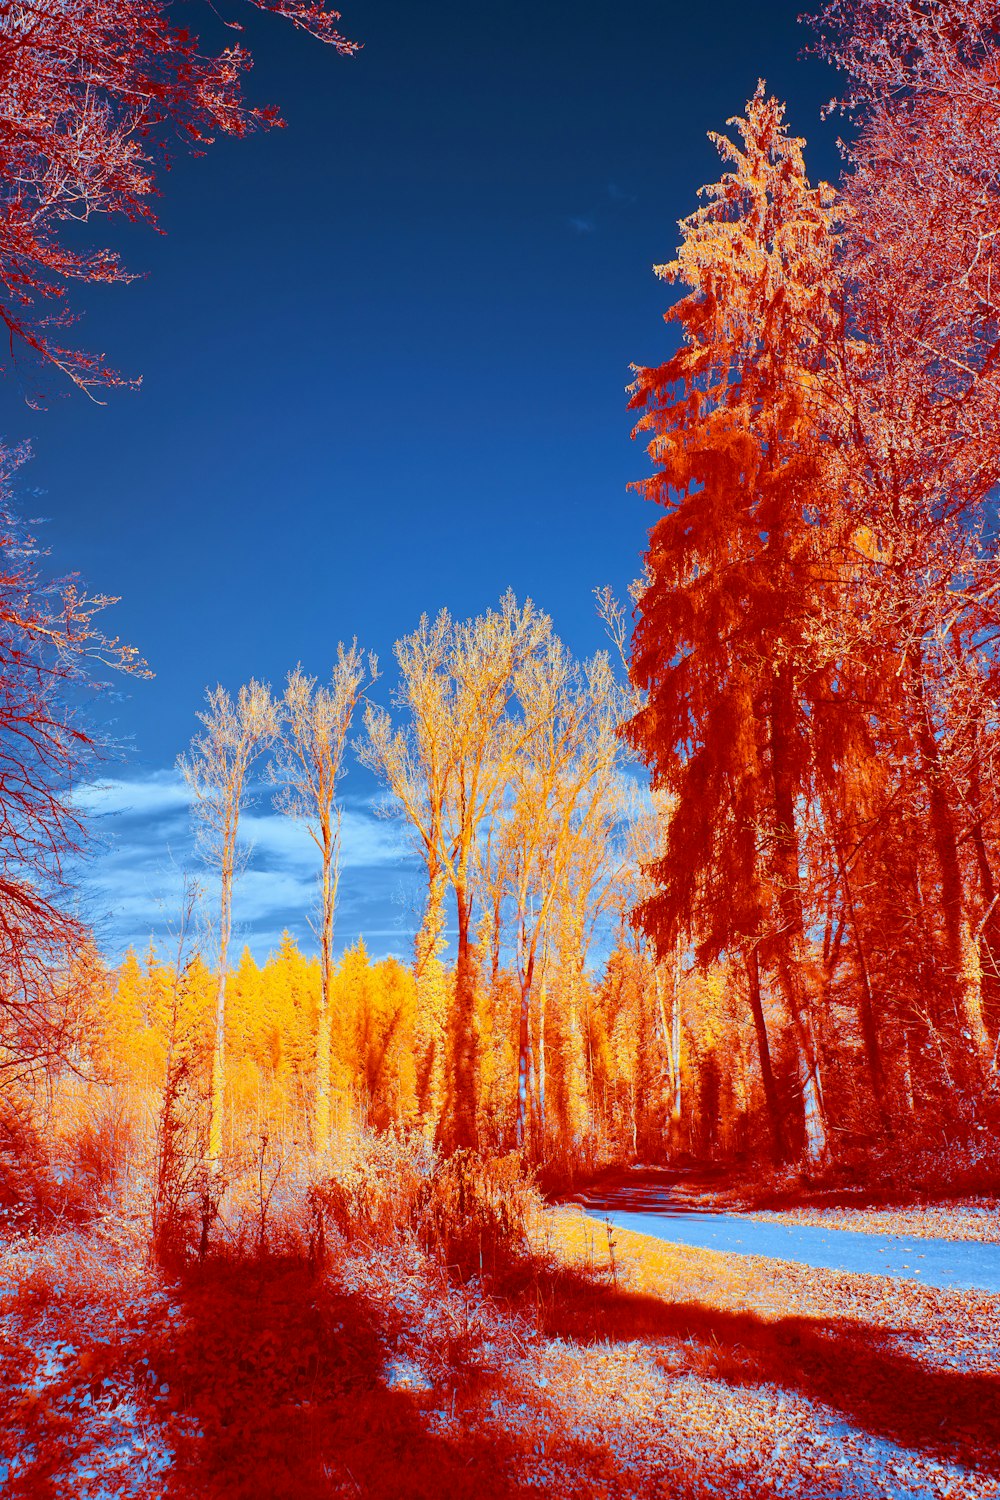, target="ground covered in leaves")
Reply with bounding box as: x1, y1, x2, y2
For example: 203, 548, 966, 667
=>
1, 1203, 996, 1498
745, 1199, 1000, 1243
544, 1209, 999, 1497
